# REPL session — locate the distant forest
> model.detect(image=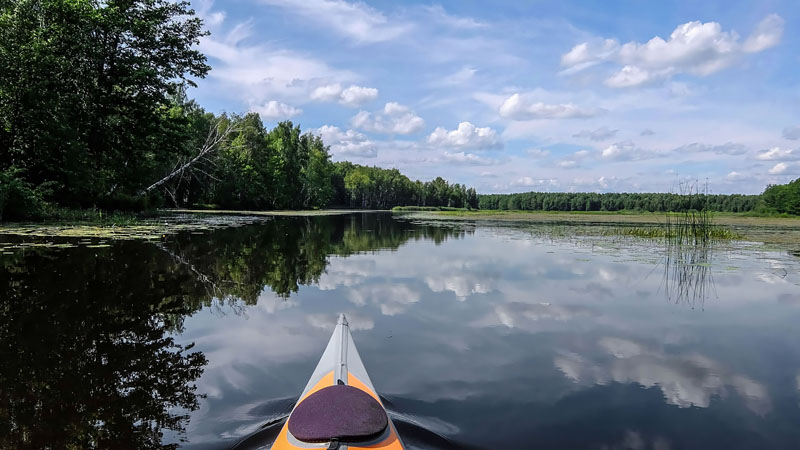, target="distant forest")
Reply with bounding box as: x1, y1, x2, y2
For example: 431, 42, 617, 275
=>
478, 192, 761, 213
